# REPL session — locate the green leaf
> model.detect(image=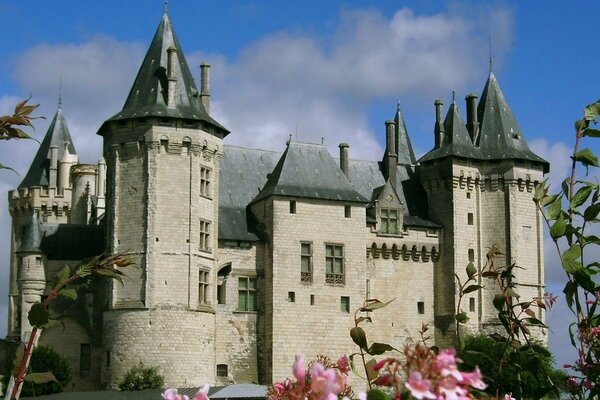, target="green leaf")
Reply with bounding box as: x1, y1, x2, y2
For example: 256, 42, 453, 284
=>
455, 311, 469, 323
550, 217, 566, 239
573, 148, 599, 168
350, 326, 368, 350
584, 203, 600, 221
360, 298, 395, 312
562, 245, 583, 274
463, 284, 483, 294
540, 193, 560, 207
583, 128, 600, 137
523, 317, 547, 327
41, 319, 65, 331
505, 288, 520, 299
481, 270, 499, 279
23, 371, 58, 384
493, 294, 505, 312
367, 389, 389, 400
574, 268, 597, 292
570, 184, 595, 208
53, 265, 71, 288
563, 281, 576, 309
562, 178, 570, 197
0, 162, 18, 174
466, 262, 477, 279
533, 180, 548, 202
28, 302, 49, 328
575, 119, 589, 131
584, 100, 600, 121
365, 358, 378, 382
59, 288, 78, 300
522, 343, 552, 358
367, 342, 396, 356
544, 198, 562, 220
